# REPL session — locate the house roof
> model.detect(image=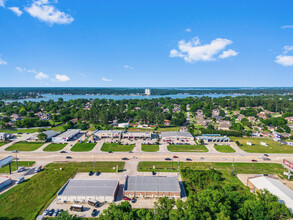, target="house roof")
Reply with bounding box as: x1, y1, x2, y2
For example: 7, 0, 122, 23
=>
161, 131, 193, 138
